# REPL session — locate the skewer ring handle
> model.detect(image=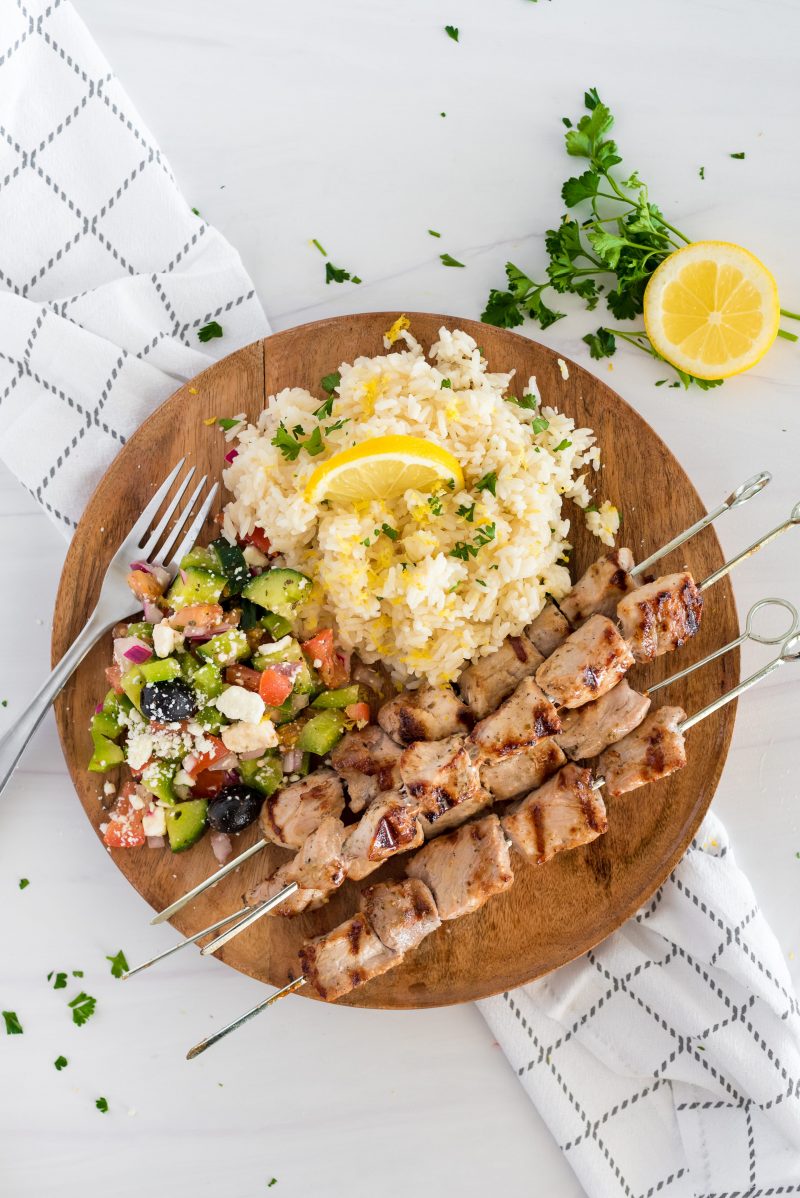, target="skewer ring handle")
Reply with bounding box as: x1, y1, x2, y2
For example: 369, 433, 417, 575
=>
726, 471, 772, 508
744, 597, 799, 645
